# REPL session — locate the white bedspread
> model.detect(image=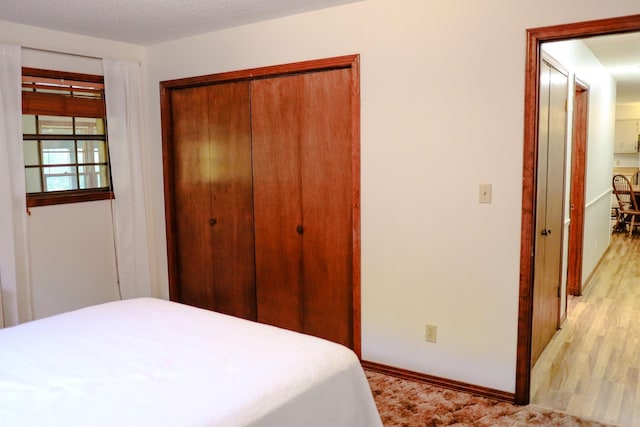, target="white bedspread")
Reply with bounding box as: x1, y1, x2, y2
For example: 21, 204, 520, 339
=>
0, 298, 382, 427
